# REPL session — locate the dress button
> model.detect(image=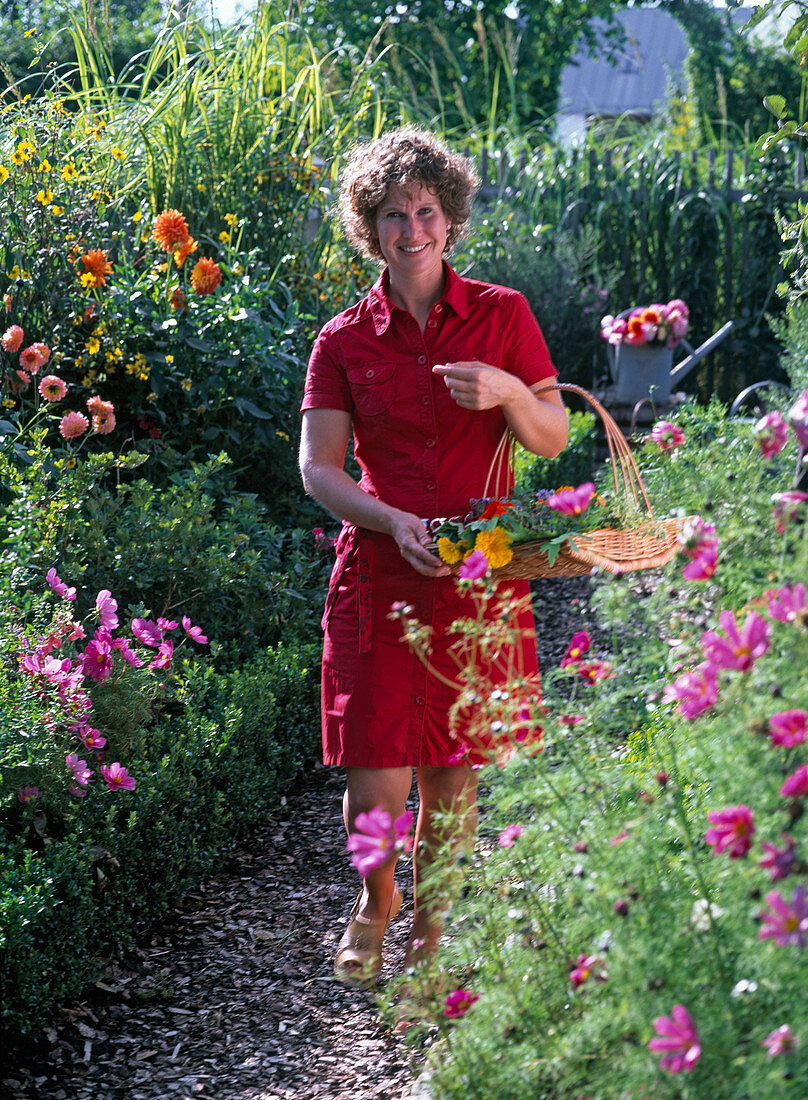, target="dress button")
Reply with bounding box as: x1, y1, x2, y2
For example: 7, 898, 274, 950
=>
426, 481, 436, 490
415, 695, 425, 706
426, 319, 437, 329
434, 303, 443, 313
365, 369, 375, 378
425, 438, 436, 448
417, 355, 427, 364
421, 396, 430, 405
